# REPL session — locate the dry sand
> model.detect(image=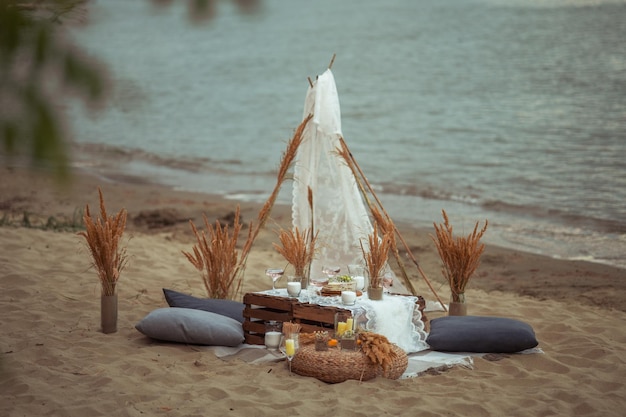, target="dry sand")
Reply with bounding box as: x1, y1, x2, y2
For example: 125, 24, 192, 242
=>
1, 165, 625, 417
